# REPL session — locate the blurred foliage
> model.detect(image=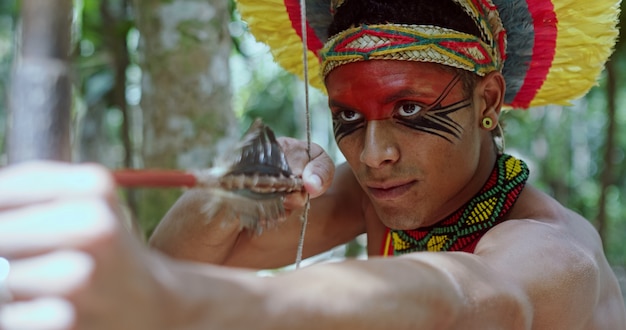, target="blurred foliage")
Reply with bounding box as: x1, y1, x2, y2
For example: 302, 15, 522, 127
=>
74, 0, 136, 169
0, 0, 625, 268
0, 0, 17, 161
